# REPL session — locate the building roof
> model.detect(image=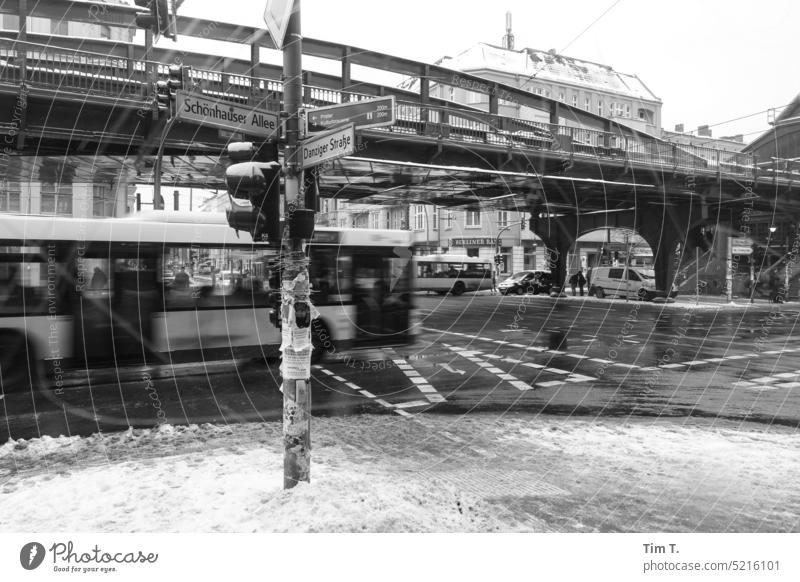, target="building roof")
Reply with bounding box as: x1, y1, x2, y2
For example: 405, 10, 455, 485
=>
438, 43, 661, 103
743, 92, 800, 154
